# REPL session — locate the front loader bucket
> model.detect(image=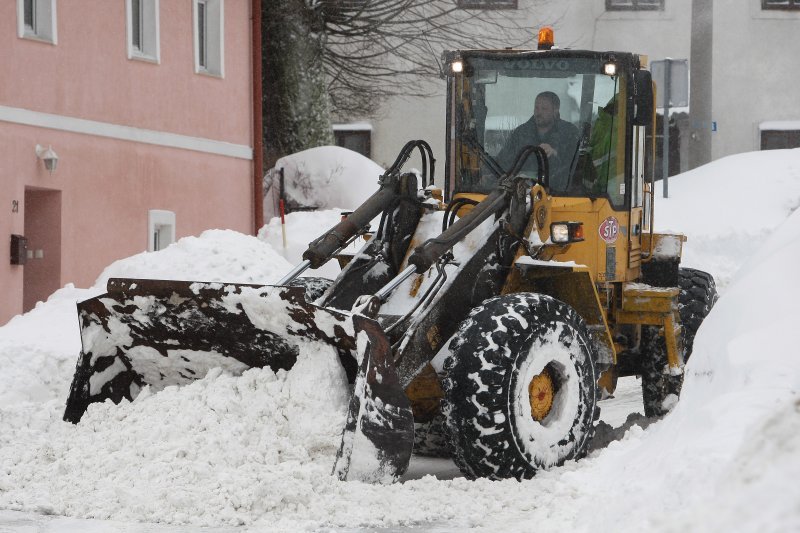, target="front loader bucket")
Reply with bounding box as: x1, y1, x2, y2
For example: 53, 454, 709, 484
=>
334, 315, 414, 483
64, 277, 413, 482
